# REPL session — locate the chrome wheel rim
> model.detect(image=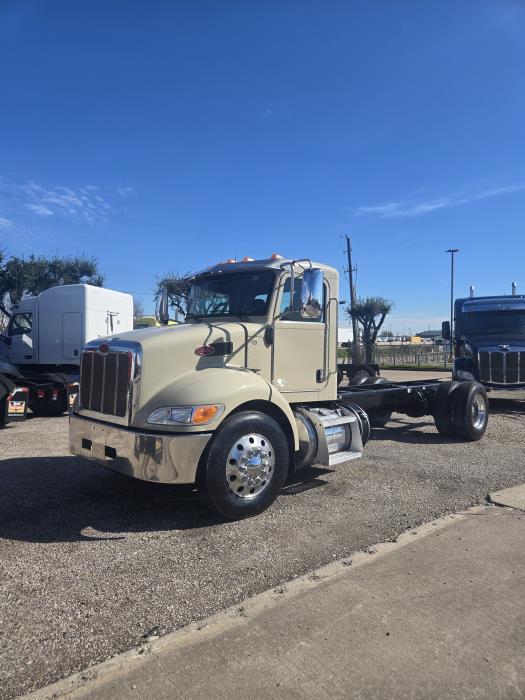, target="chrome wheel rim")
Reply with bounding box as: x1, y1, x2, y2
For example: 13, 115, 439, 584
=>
225, 433, 275, 499
472, 394, 487, 430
